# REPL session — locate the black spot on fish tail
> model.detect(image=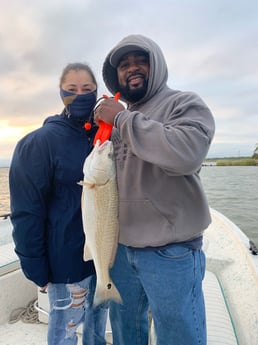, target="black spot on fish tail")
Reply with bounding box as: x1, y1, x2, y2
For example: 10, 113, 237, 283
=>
107, 283, 112, 290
